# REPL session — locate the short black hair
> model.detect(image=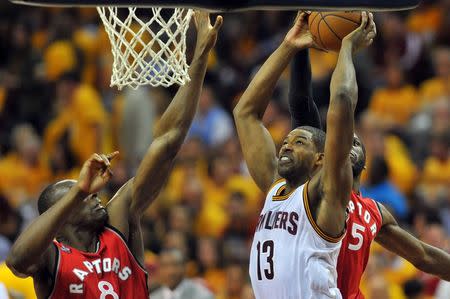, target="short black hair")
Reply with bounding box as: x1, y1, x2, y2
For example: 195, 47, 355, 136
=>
297, 126, 326, 152
37, 180, 75, 215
